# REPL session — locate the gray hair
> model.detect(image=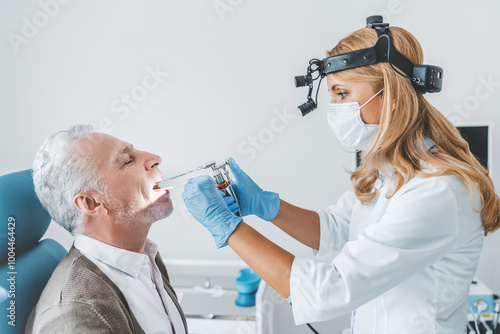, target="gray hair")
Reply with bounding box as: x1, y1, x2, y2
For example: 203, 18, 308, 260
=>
32, 125, 109, 233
